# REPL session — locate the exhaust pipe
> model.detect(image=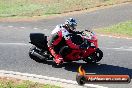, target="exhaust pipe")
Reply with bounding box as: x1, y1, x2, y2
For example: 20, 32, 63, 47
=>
31, 50, 45, 60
